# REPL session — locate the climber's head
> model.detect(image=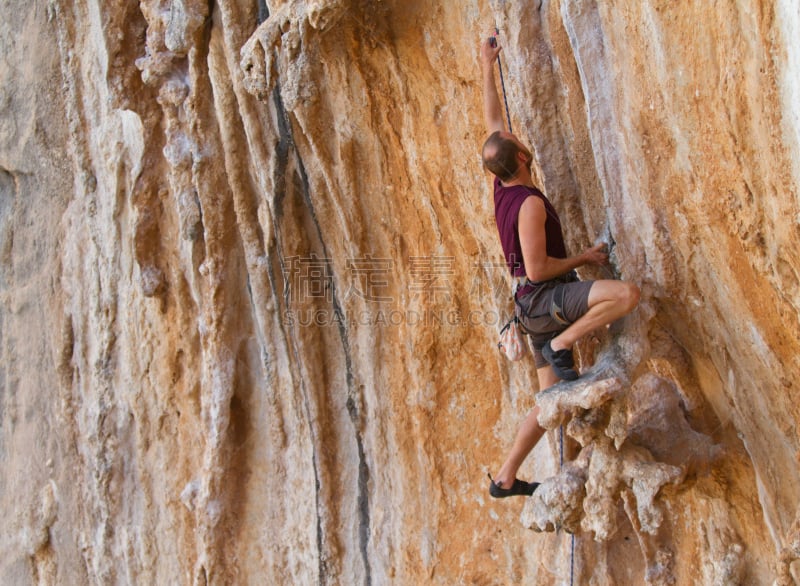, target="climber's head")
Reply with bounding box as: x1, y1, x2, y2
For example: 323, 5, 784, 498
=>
482, 131, 533, 182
